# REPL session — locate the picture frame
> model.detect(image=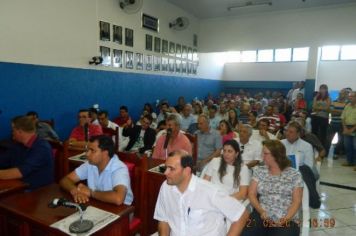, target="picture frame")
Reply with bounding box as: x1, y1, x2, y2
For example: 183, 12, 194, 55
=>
182, 60, 187, 73
146, 55, 153, 71
113, 25, 122, 44
136, 53, 143, 70
187, 62, 193, 74
154, 37, 161, 53
193, 49, 198, 61
99, 21, 110, 41
169, 42, 175, 57
154, 56, 161, 71
113, 49, 123, 68
142, 13, 159, 32
125, 51, 134, 69
182, 45, 187, 59
192, 63, 198, 74
161, 57, 168, 72
100, 46, 111, 66
145, 34, 153, 51
169, 58, 175, 72
162, 40, 168, 55
188, 47, 193, 61
125, 28, 134, 47
176, 44, 182, 58
175, 59, 181, 73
